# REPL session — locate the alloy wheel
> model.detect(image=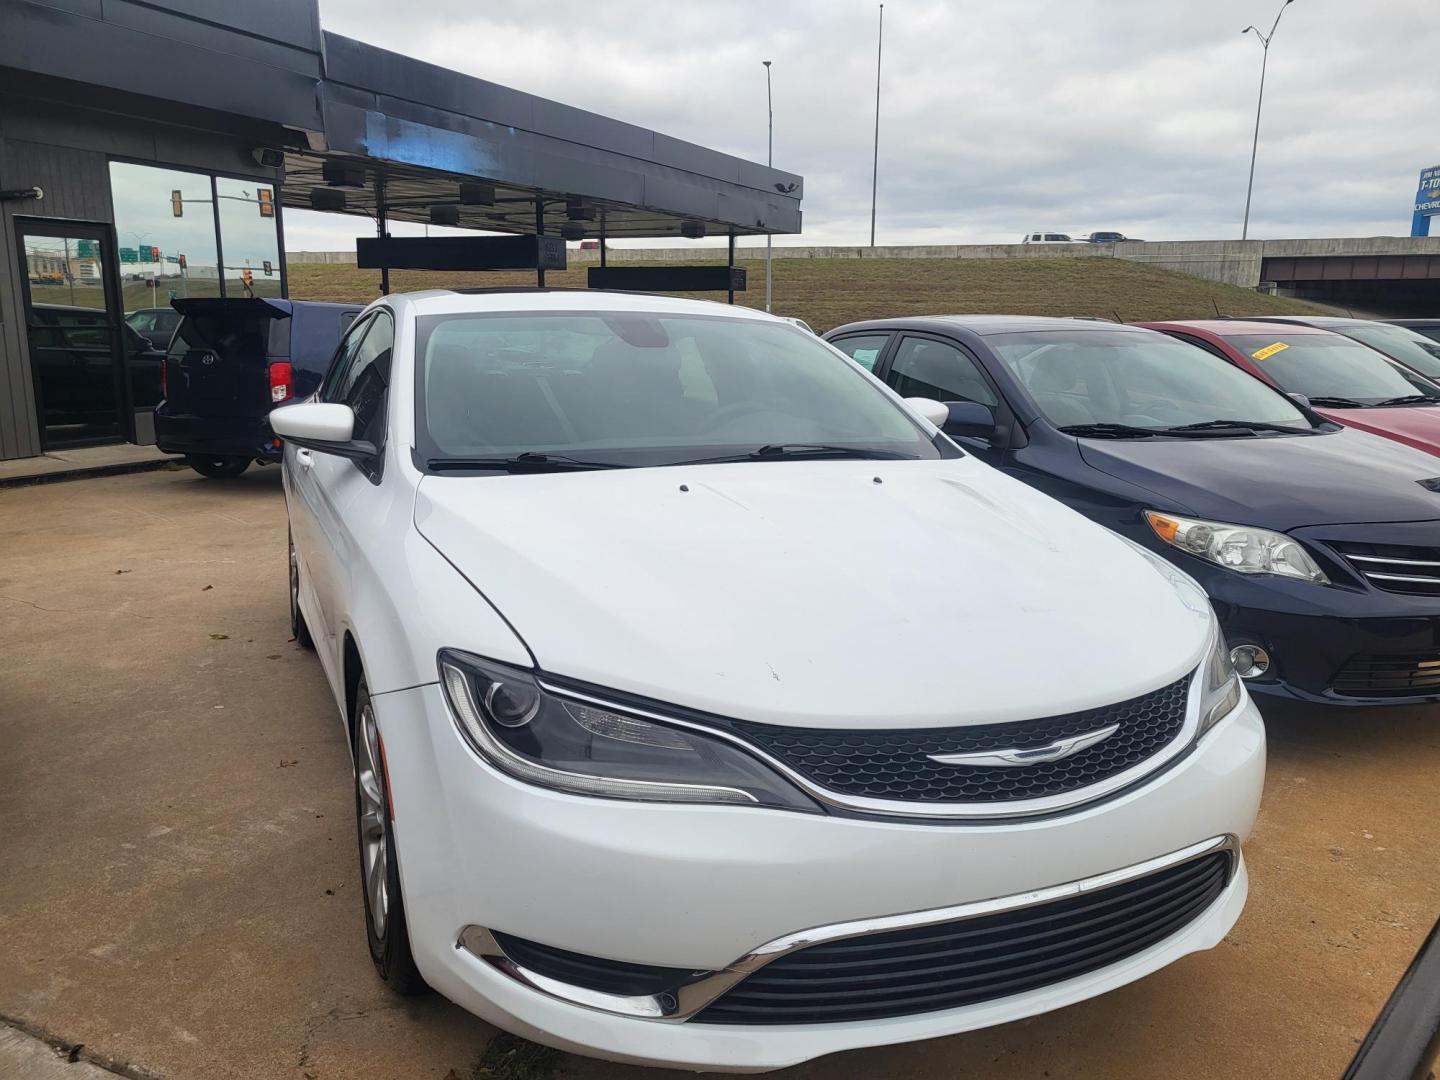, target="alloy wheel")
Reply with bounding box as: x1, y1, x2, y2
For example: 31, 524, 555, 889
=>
356, 702, 389, 937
